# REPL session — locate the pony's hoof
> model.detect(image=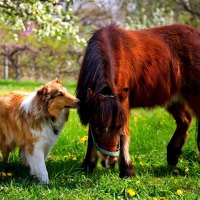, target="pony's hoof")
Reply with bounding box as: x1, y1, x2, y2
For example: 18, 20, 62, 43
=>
167, 145, 182, 166
167, 154, 180, 166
